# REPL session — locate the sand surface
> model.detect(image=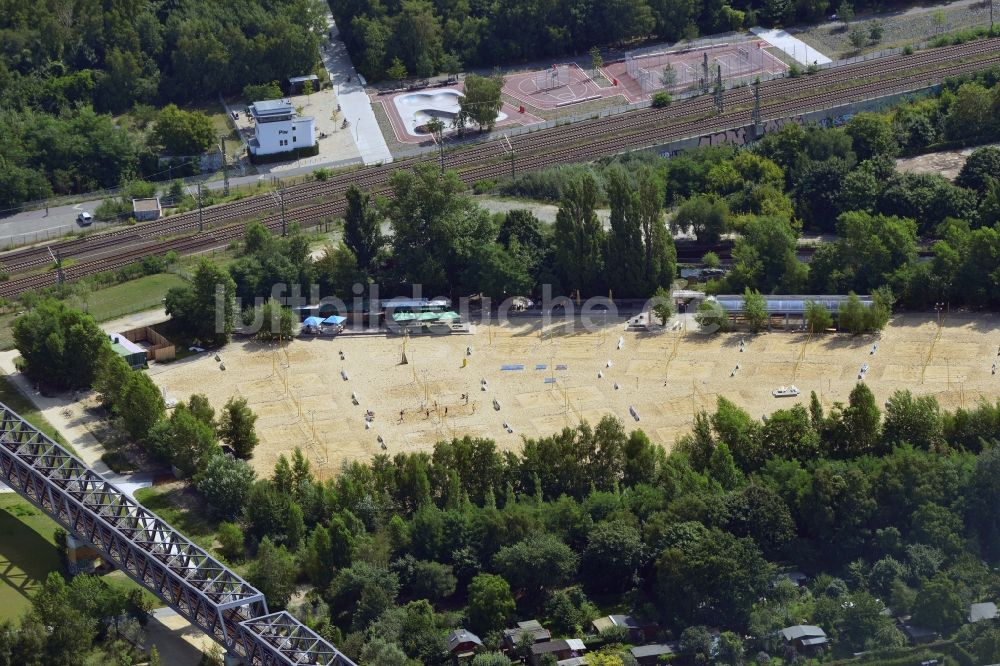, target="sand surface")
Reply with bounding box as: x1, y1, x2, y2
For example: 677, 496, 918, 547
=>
148, 313, 1000, 480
